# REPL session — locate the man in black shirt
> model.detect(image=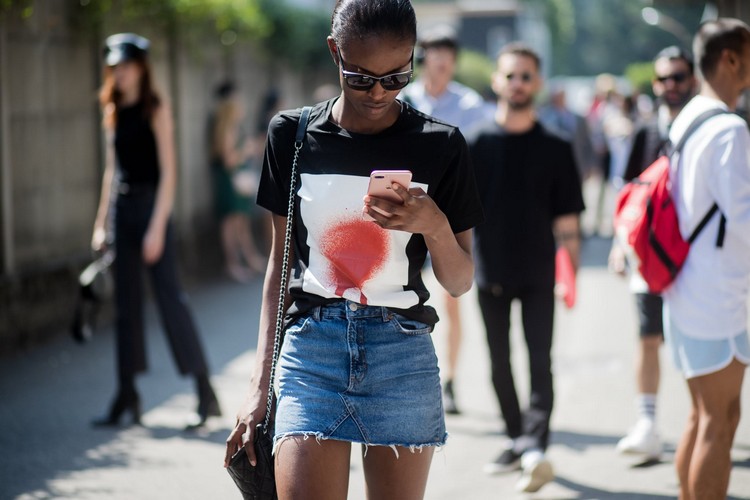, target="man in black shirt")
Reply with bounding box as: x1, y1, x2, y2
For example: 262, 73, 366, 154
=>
609, 46, 696, 461
470, 43, 584, 493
